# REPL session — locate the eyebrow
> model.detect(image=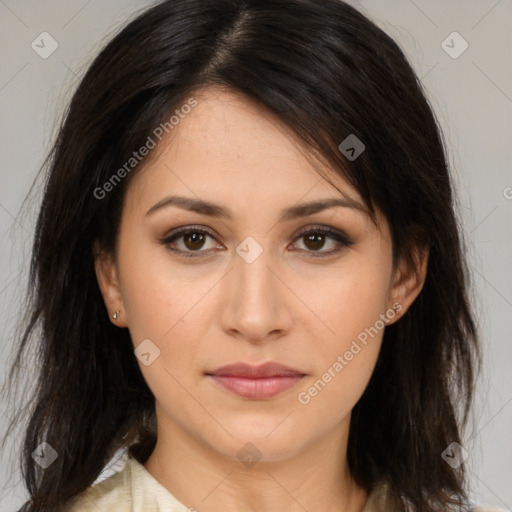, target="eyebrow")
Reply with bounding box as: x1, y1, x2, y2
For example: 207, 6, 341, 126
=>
145, 195, 369, 221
